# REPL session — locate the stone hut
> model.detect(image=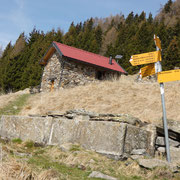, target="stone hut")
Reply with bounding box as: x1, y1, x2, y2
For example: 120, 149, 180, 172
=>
40, 42, 127, 92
